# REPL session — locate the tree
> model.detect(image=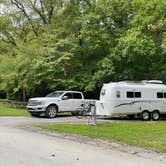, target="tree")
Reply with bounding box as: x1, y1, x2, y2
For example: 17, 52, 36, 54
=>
0, 0, 166, 100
